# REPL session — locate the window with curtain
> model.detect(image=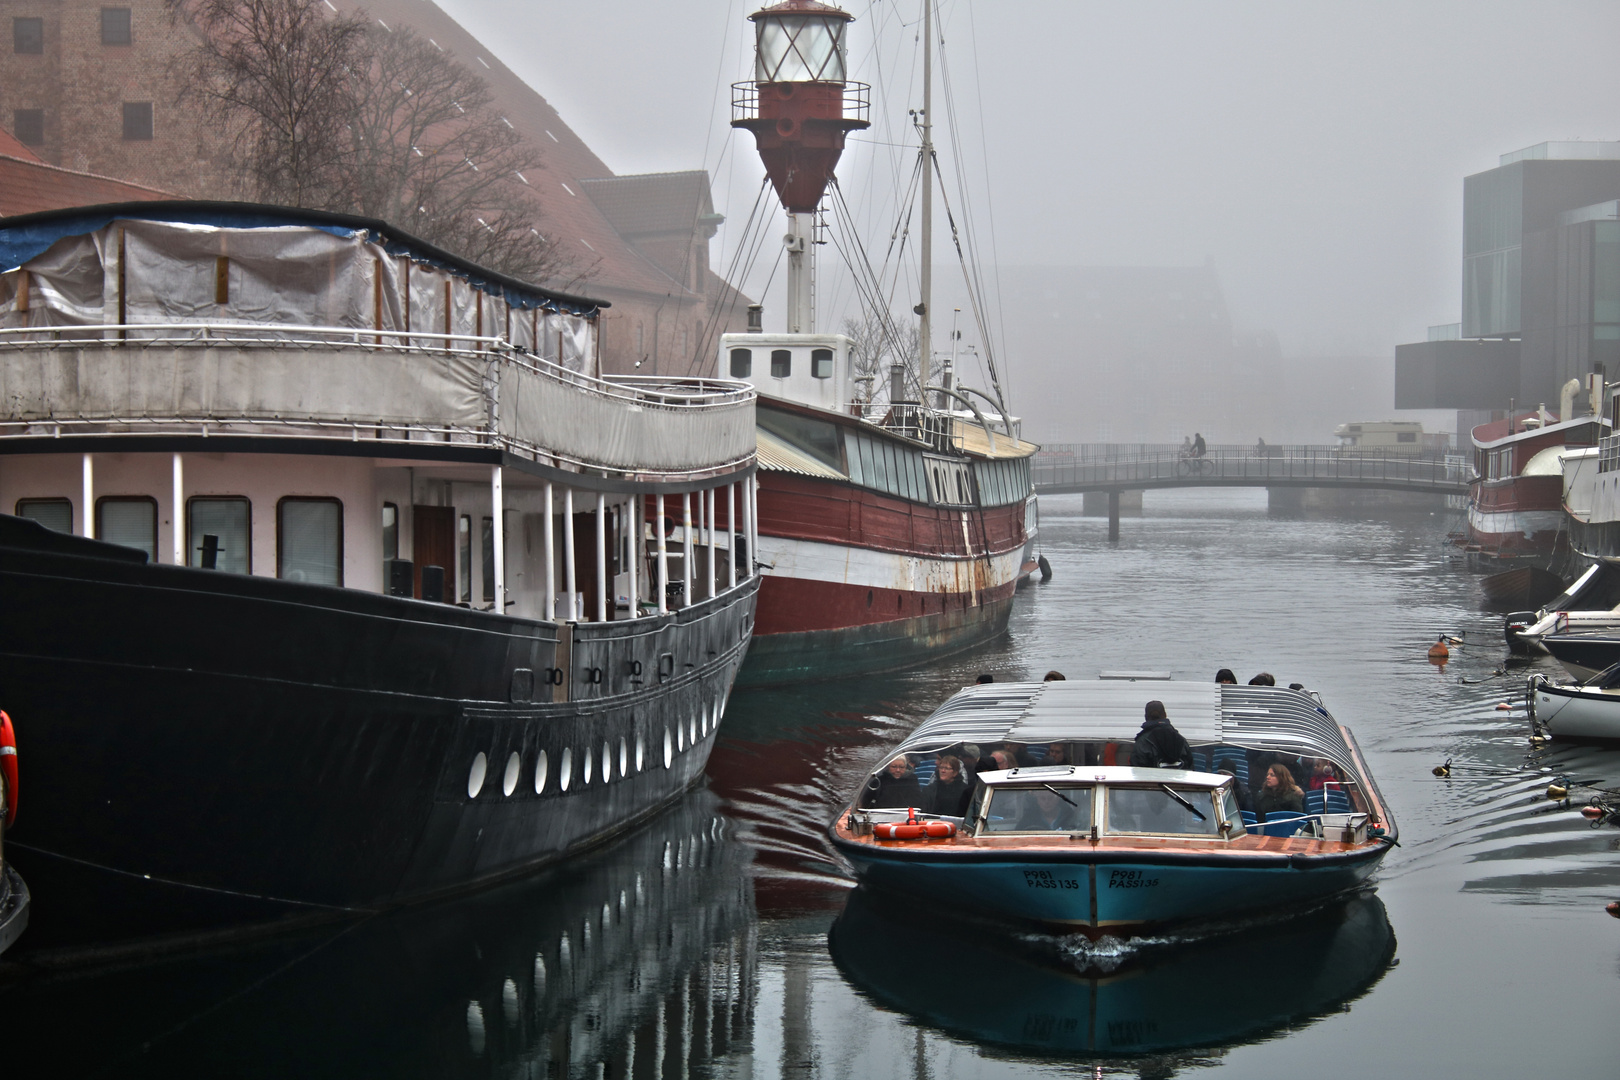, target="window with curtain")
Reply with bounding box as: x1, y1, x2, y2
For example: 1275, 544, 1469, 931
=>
97, 497, 157, 558
459, 514, 472, 602
278, 498, 342, 586
188, 497, 251, 573
16, 497, 71, 533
